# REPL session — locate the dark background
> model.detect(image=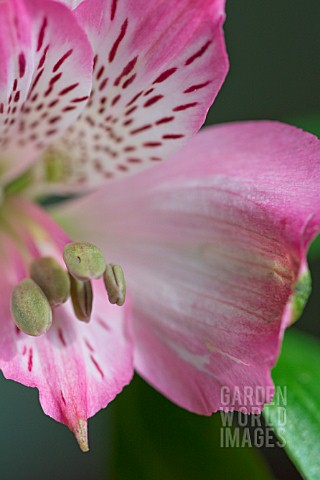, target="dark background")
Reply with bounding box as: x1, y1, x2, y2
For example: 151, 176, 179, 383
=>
208, 0, 320, 124
0, 1, 319, 479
